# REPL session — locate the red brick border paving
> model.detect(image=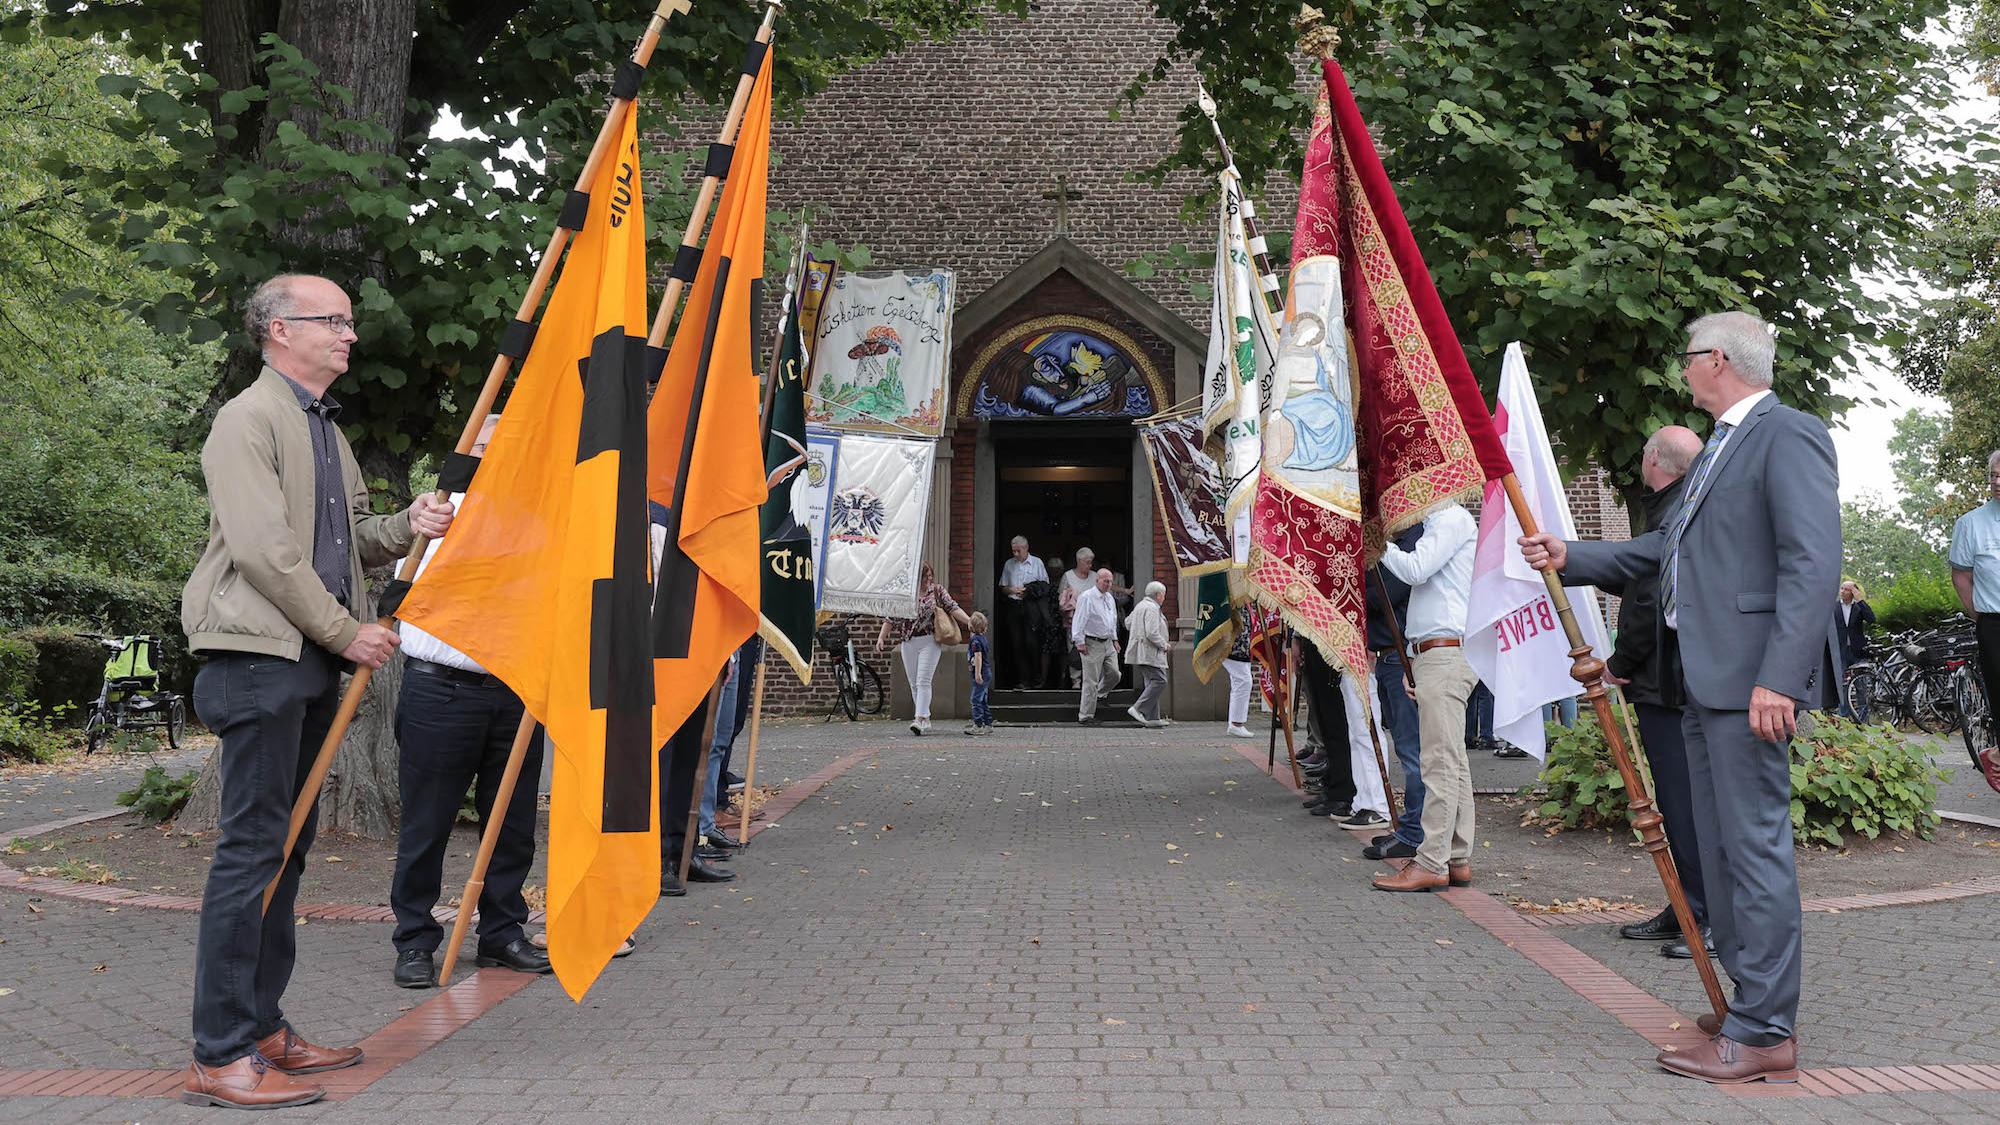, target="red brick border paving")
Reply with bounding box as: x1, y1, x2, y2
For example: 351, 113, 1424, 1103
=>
0, 967, 538, 1102
0, 751, 881, 1103
1229, 741, 2000, 1101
